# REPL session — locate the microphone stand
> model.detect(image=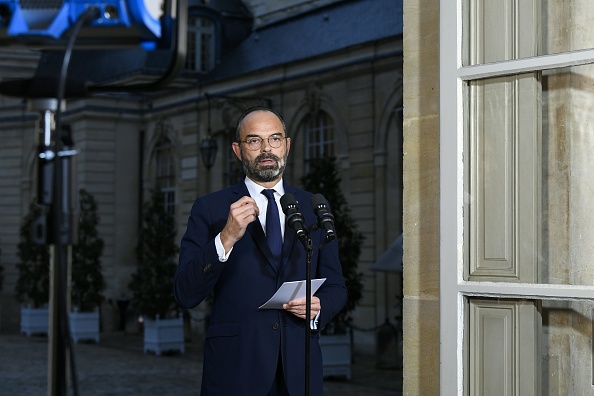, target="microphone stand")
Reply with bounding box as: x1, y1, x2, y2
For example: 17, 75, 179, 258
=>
282, 193, 331, 396
303, 235, 313, 396
302, 231, 332, 396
